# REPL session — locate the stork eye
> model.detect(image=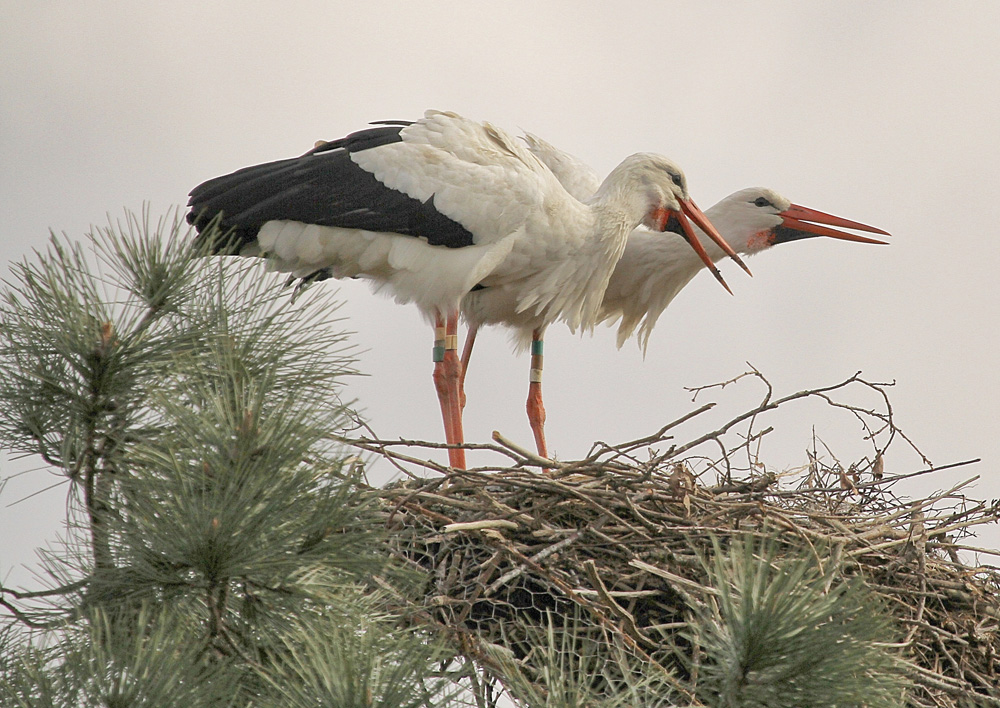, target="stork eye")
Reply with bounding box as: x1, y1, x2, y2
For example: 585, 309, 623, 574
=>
753, 196, 773, 208
670, 173, 684, 188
